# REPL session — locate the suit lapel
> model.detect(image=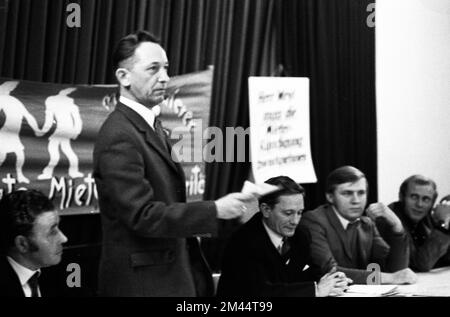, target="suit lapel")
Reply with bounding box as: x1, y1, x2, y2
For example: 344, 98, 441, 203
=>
1, 257, 26, 297
116, 103, 180, 175
325, 206, 354, 262
252, 214, 288, 265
